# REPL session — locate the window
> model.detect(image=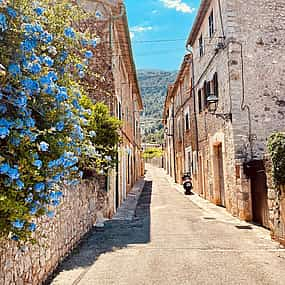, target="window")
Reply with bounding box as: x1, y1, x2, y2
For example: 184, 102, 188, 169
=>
203, 81, 208, 109
199, 35, 204, 57
209, 10, 214, 38
177, 117, 182, 140
213, 72, 219, 97
185, 112, 190, 131
198, 90, 202, 113
203, 81, 211, 109
207, 81, 211, 106
118, 102, 122, 120
187, 151, 192, 174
